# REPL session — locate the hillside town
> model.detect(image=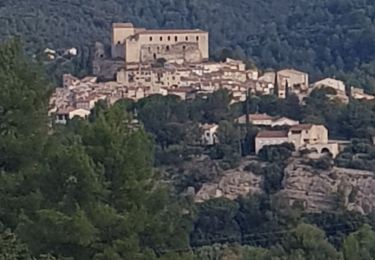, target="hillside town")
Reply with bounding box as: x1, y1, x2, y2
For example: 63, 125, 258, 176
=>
46, 22, 375, 164
4, 2, 375, 256
48, 22, 374, 159
50, 22, 375, 124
